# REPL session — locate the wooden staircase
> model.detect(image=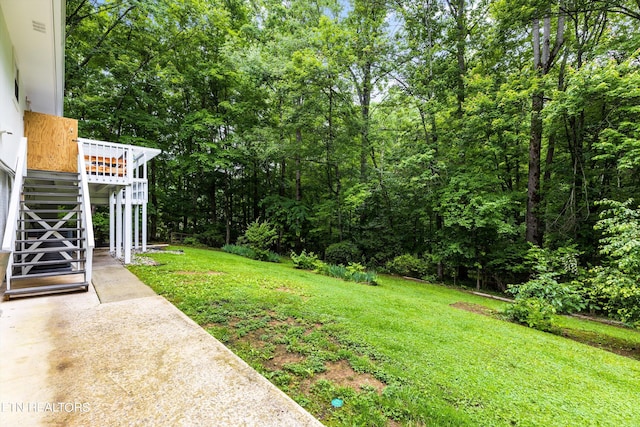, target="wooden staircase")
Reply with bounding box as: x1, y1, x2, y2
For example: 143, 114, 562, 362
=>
5, 169, 90, 298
